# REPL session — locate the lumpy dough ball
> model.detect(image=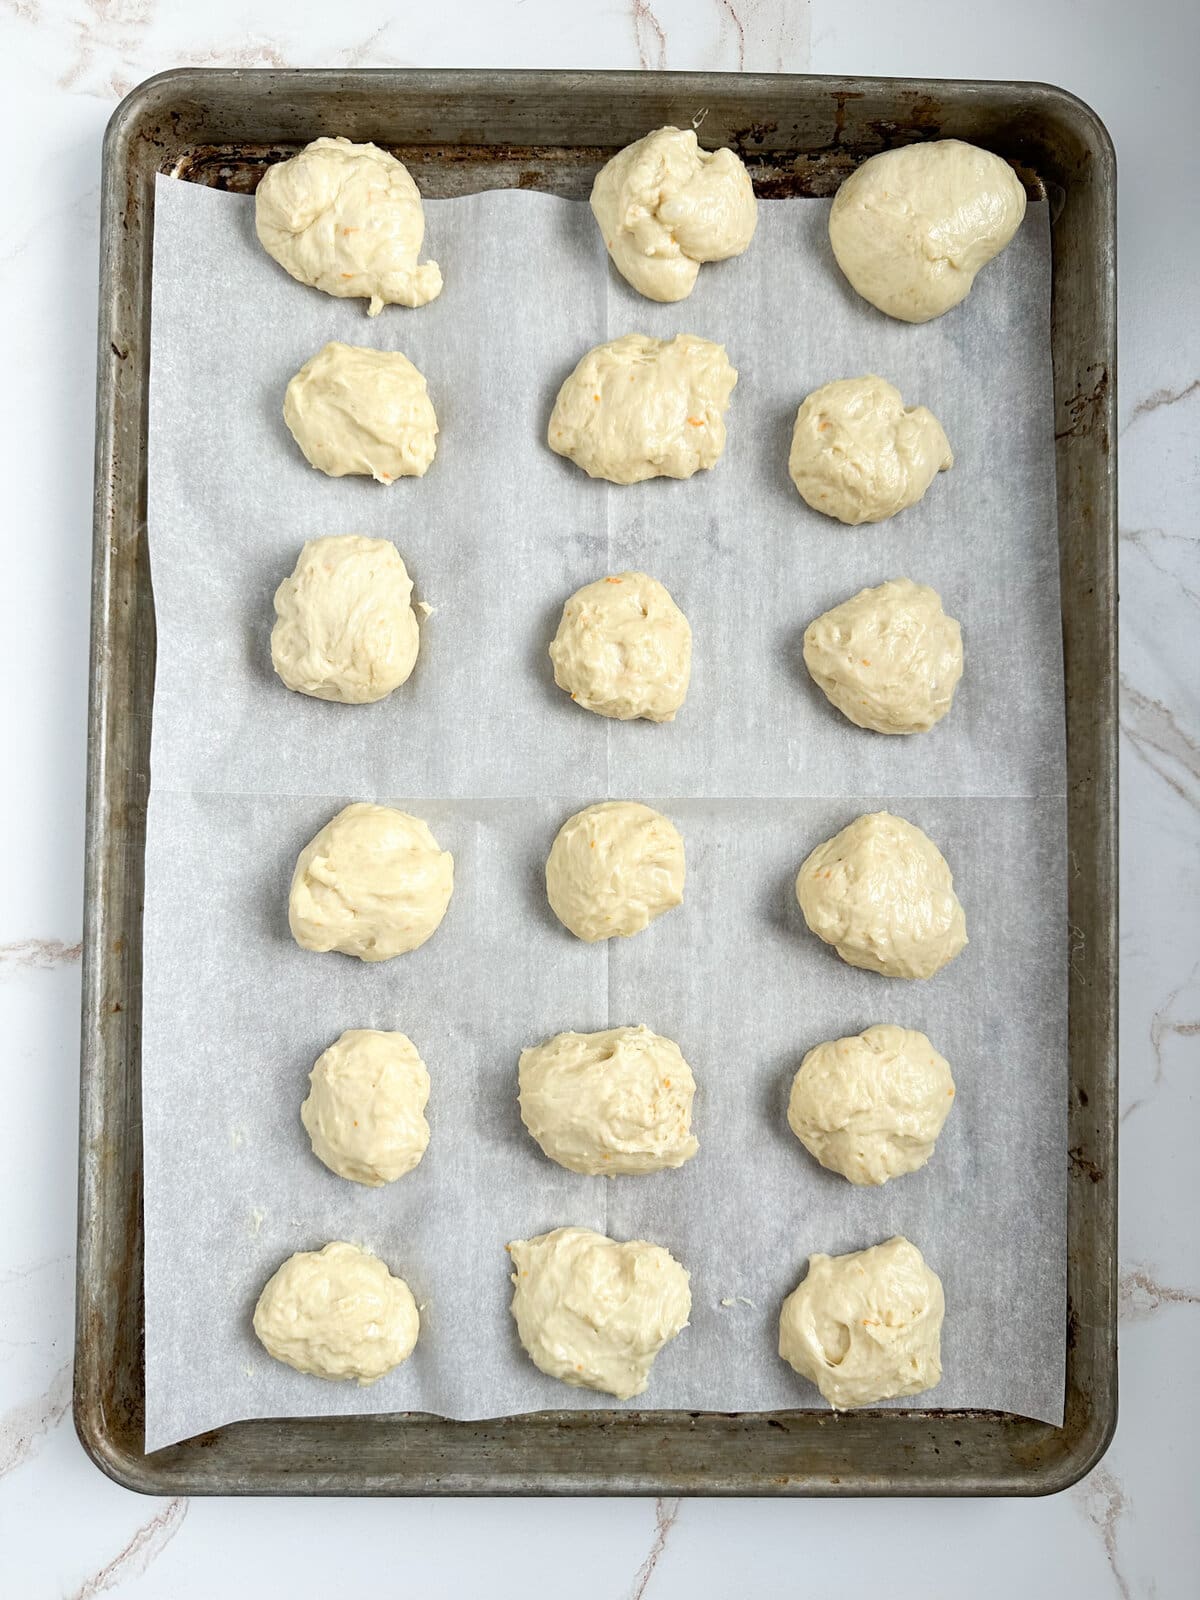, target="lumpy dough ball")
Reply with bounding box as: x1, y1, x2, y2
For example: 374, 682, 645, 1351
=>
796, 811, 967, 980
289, 802, 453, 961
549, 571, 692, 722
829, 139, 1026, 323
519, 1024, 699, 1176
255, 137, 442, 315
283, 341, 437, 483
778, 1236, 944, 1409
788, 376, 952, 525
253, 1241, 420, 1384
803, 578, 963, 734
787, 1024, 955, 1185
508, 1227, 691, 1399
301, 1029, 431, 1186
590, 125, 757, 303
548, 333, 737, 485
271, 535, 420, 704
545, 800, 684, 943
